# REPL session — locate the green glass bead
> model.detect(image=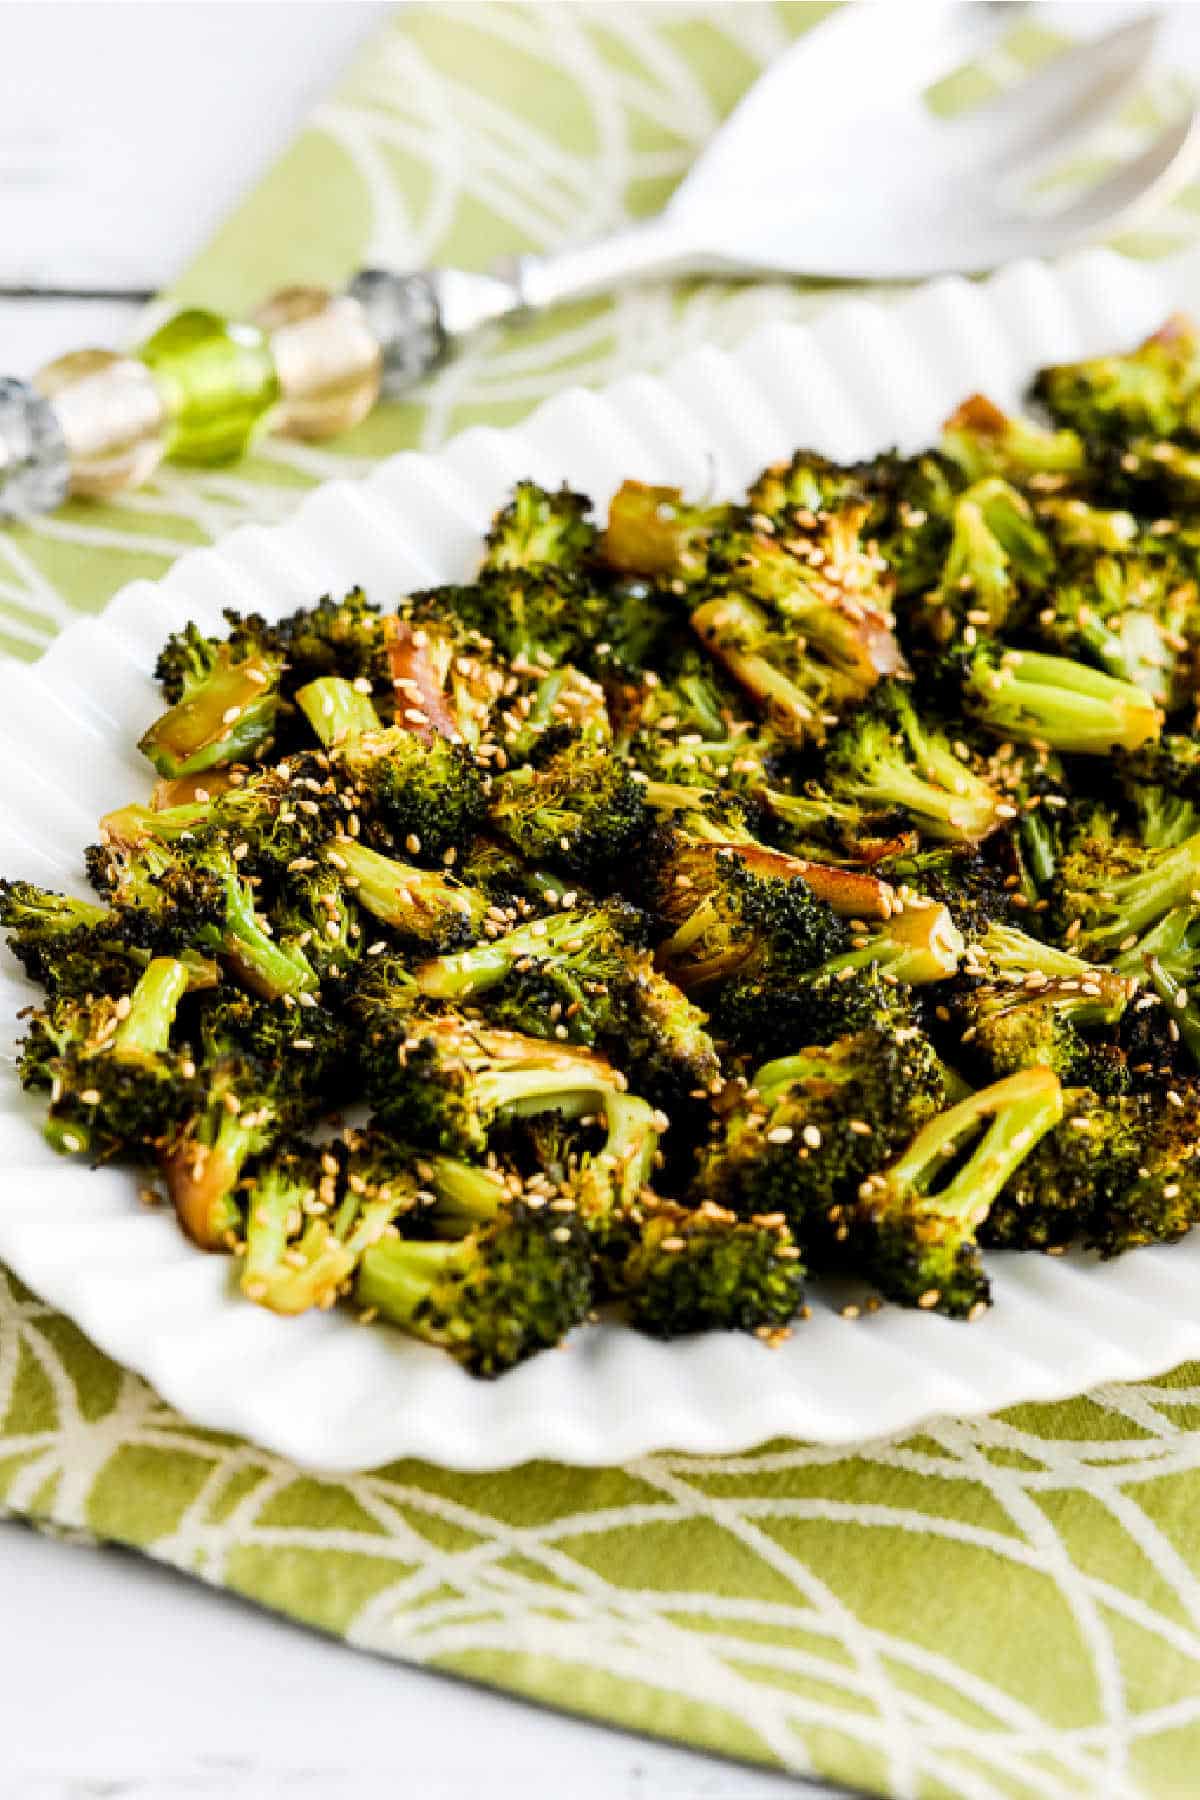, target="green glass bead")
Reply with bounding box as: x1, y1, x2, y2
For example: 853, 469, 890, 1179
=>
137, 309, 279, 465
